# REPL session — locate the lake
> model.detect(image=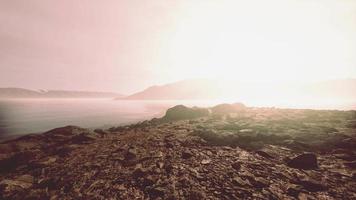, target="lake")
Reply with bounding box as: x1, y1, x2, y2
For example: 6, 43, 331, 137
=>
0, 98, 355, 139
0, 99, 220, 139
